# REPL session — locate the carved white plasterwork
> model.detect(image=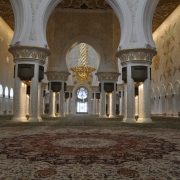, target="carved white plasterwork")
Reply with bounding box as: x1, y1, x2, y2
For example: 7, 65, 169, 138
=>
45, 71, 70, 81
29, 0, 42, 41
126, 0, 139, 43
95, 72, 120, 82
